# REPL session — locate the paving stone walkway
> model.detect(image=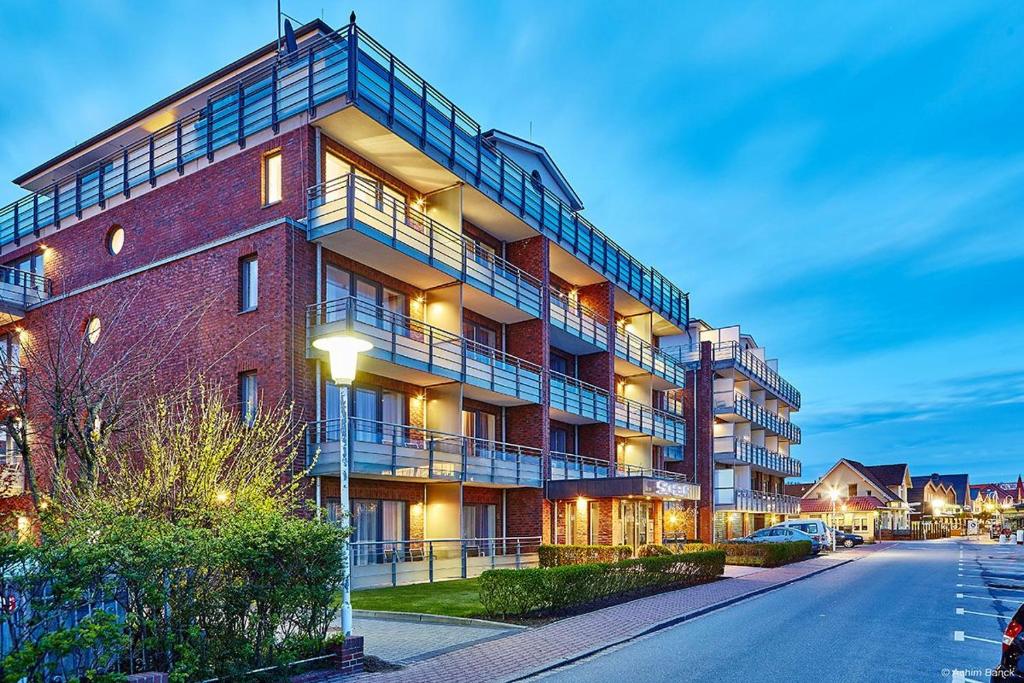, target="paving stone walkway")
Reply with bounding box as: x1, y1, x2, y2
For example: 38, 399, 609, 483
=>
341, 544, 892, 682
354, 615, 520, 664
